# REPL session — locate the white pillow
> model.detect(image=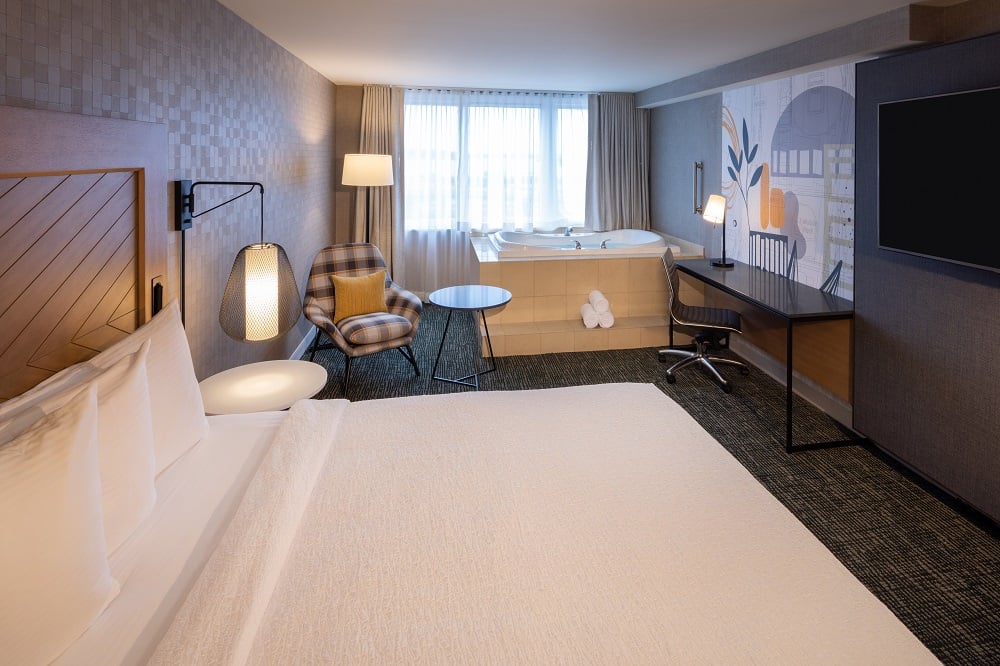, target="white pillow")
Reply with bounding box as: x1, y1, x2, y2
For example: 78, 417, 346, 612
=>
0, 364, 101, 445
0, 342, 159, 553
94, 339, 158, 553
0, 386, 121, 665
85, 300, 208, 475
0, 300, 207, 475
